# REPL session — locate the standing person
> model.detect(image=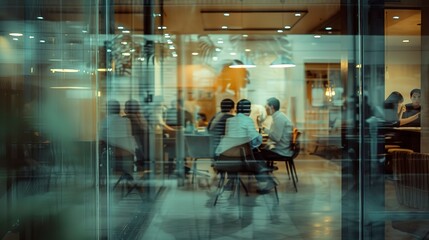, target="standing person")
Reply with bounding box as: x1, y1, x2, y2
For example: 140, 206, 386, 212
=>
258, 97, 294, 161
215, 99, 276, 194
402, 88, 421, 127
207, 98, 235, 152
